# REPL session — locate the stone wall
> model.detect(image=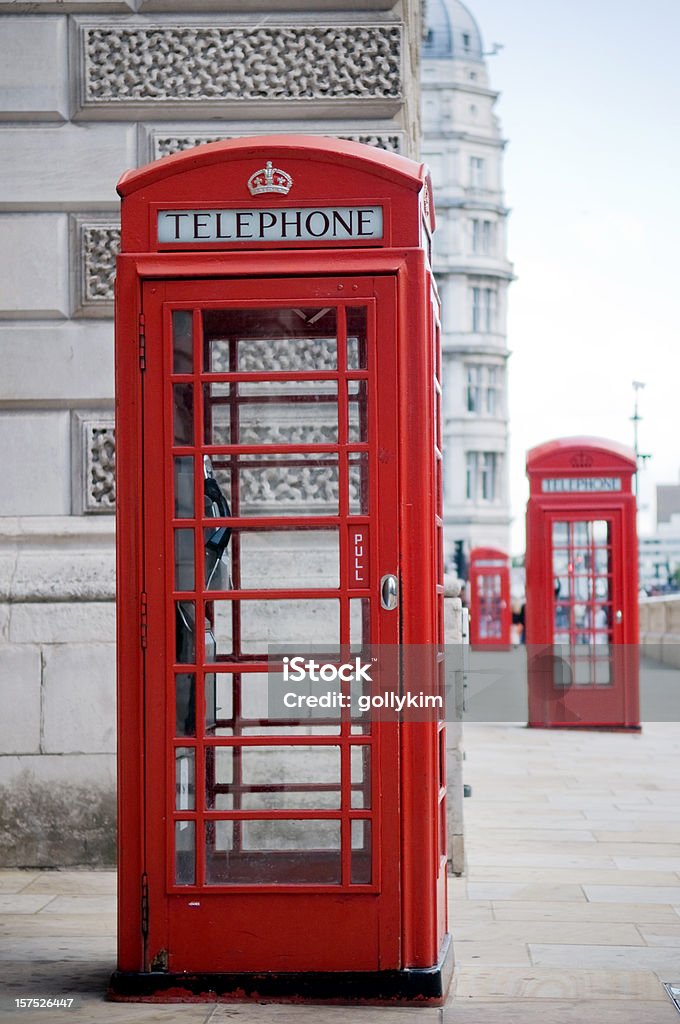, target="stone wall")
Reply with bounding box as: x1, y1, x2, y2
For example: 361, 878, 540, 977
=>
0, 0, 424, 866
639, 595, 680, 669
